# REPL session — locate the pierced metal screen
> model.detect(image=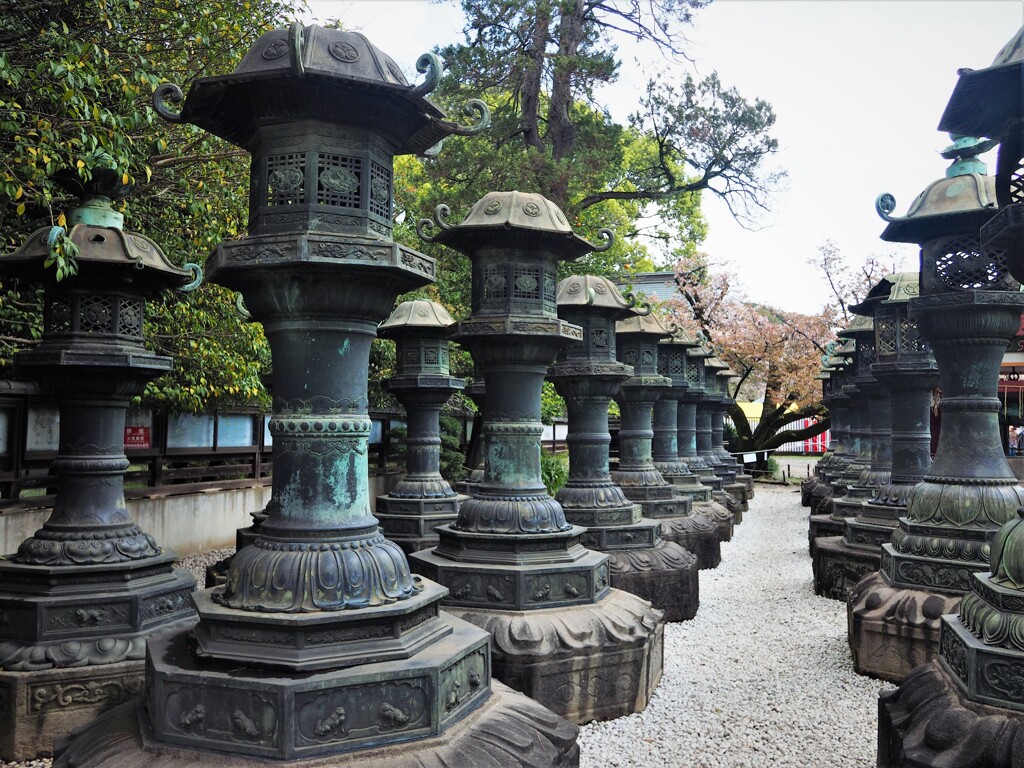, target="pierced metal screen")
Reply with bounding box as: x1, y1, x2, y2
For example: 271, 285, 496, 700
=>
876, 317, 897, 356
266, 153, 306, 206
316, 153, 361, 208
933, 234, 1011, 291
